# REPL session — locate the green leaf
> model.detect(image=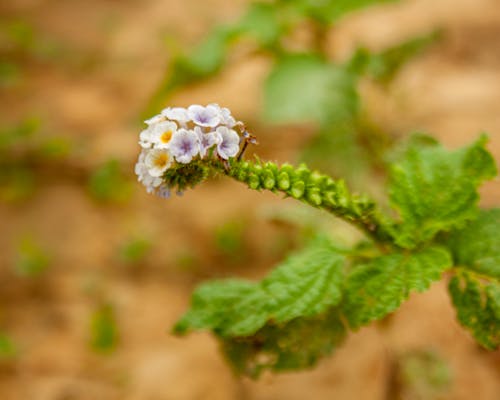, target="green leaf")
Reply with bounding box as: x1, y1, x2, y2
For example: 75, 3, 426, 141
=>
14, 237, 50, 277
0, 332, 18, 360
177, 25, 238, 78
449, 270, 500, 350
221, 311, 346, 378
174, 236, 346, 337
262, 238, 345, 322
287, 0, 400, 25
263, 54, 358, 126
144, 26, 238, 116
388, 135, 497, 248
90, 303, 119, 353
347, 30, 440, 82
238, 2, 285, 47
87, 159, 132, 203
446, 209, 500, 278
342, 247, 452, 329
175, 279, 270, 337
